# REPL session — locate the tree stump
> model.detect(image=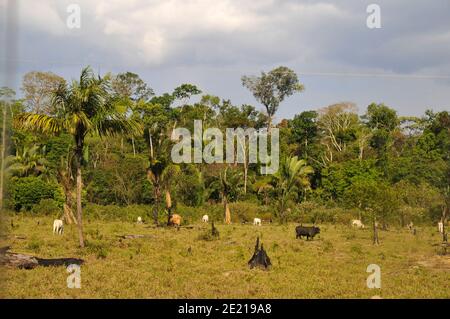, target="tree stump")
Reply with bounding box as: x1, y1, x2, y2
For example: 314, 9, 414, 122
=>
248, 237, 271, 270
373, 218, 380, 245
211, 221, 220, 238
